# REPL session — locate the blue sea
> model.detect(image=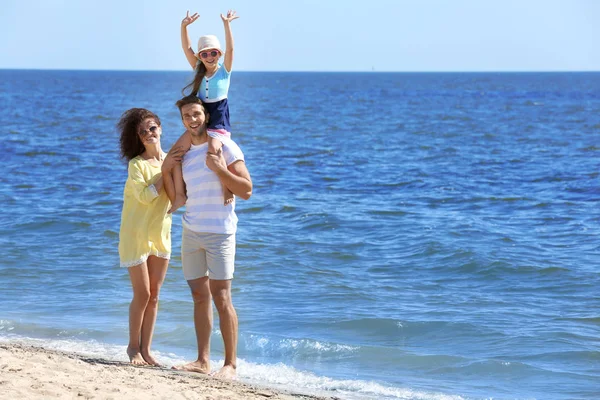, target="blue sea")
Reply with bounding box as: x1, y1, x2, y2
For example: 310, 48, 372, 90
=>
1, 70, 599, 400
